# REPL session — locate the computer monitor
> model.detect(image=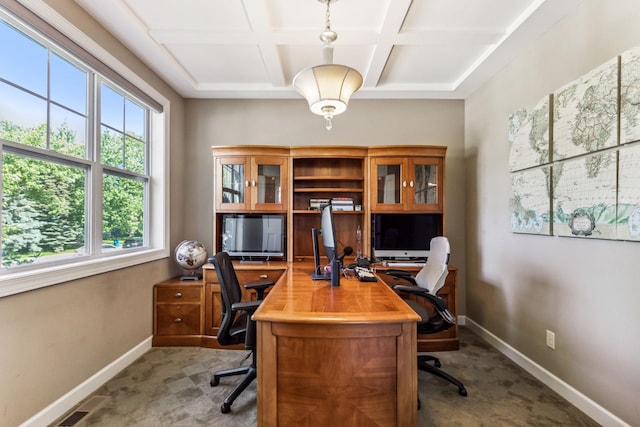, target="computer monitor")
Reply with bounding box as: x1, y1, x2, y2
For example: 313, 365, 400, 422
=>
372, 213, 442, 260
320, 204, 337, 261
311, 205, 338, 280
